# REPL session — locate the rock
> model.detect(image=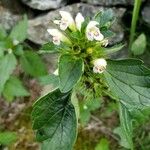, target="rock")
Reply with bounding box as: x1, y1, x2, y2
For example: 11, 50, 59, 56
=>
81, 0, 145, 6
0, 4, 20, 31
21, 0, 67, 11
142, 1, 150, 26
28, 3, 126, 45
